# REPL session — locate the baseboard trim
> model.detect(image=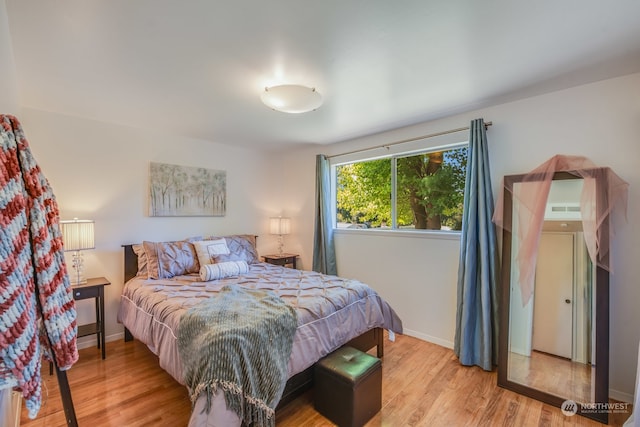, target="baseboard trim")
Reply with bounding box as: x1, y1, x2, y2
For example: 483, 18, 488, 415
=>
610, 388, 634, 403
403, 328, 454, 349
76, 332, 124, 350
